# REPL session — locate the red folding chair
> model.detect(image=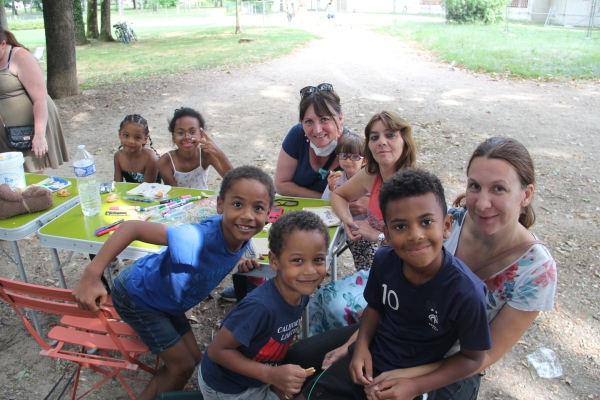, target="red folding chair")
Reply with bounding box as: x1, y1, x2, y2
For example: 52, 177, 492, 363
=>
0, 277, 157, 399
